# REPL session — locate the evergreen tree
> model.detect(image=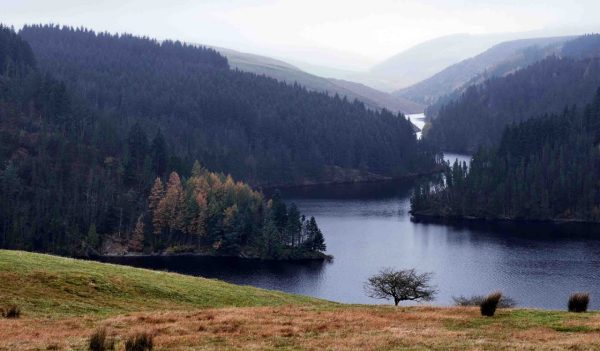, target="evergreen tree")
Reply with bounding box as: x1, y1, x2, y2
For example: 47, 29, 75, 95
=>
149, 178, 165, 238
285, 204, 302, 247
86, 224, 99, 249
150, 130, 168, 178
